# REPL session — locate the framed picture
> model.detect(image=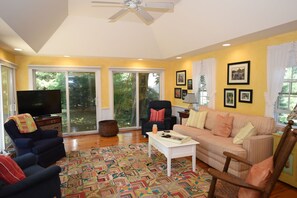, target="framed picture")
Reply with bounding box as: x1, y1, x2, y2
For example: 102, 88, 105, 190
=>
224, 88, 236, 108
187, 79, 193, 90
227, 61, 250, 85
174, 88, 181, 98
176, 70, 186, 86
239, 89, 253, 103
182, 89, 188, 100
